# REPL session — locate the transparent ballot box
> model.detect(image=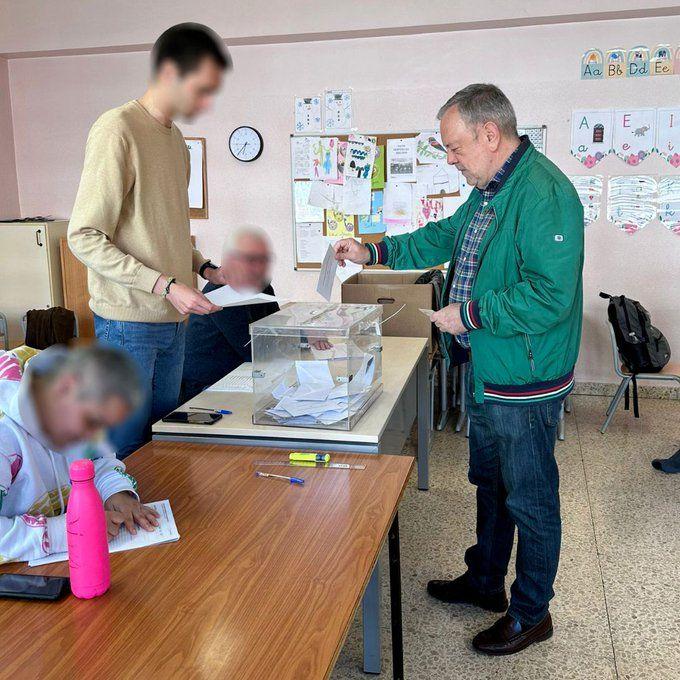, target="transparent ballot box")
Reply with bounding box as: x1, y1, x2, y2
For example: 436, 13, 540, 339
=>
250, 302, 383, 431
